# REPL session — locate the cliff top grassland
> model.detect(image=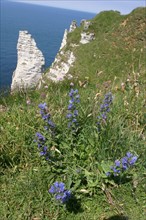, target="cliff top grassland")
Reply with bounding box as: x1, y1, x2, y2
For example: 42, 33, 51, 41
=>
0, 8, 146, 220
